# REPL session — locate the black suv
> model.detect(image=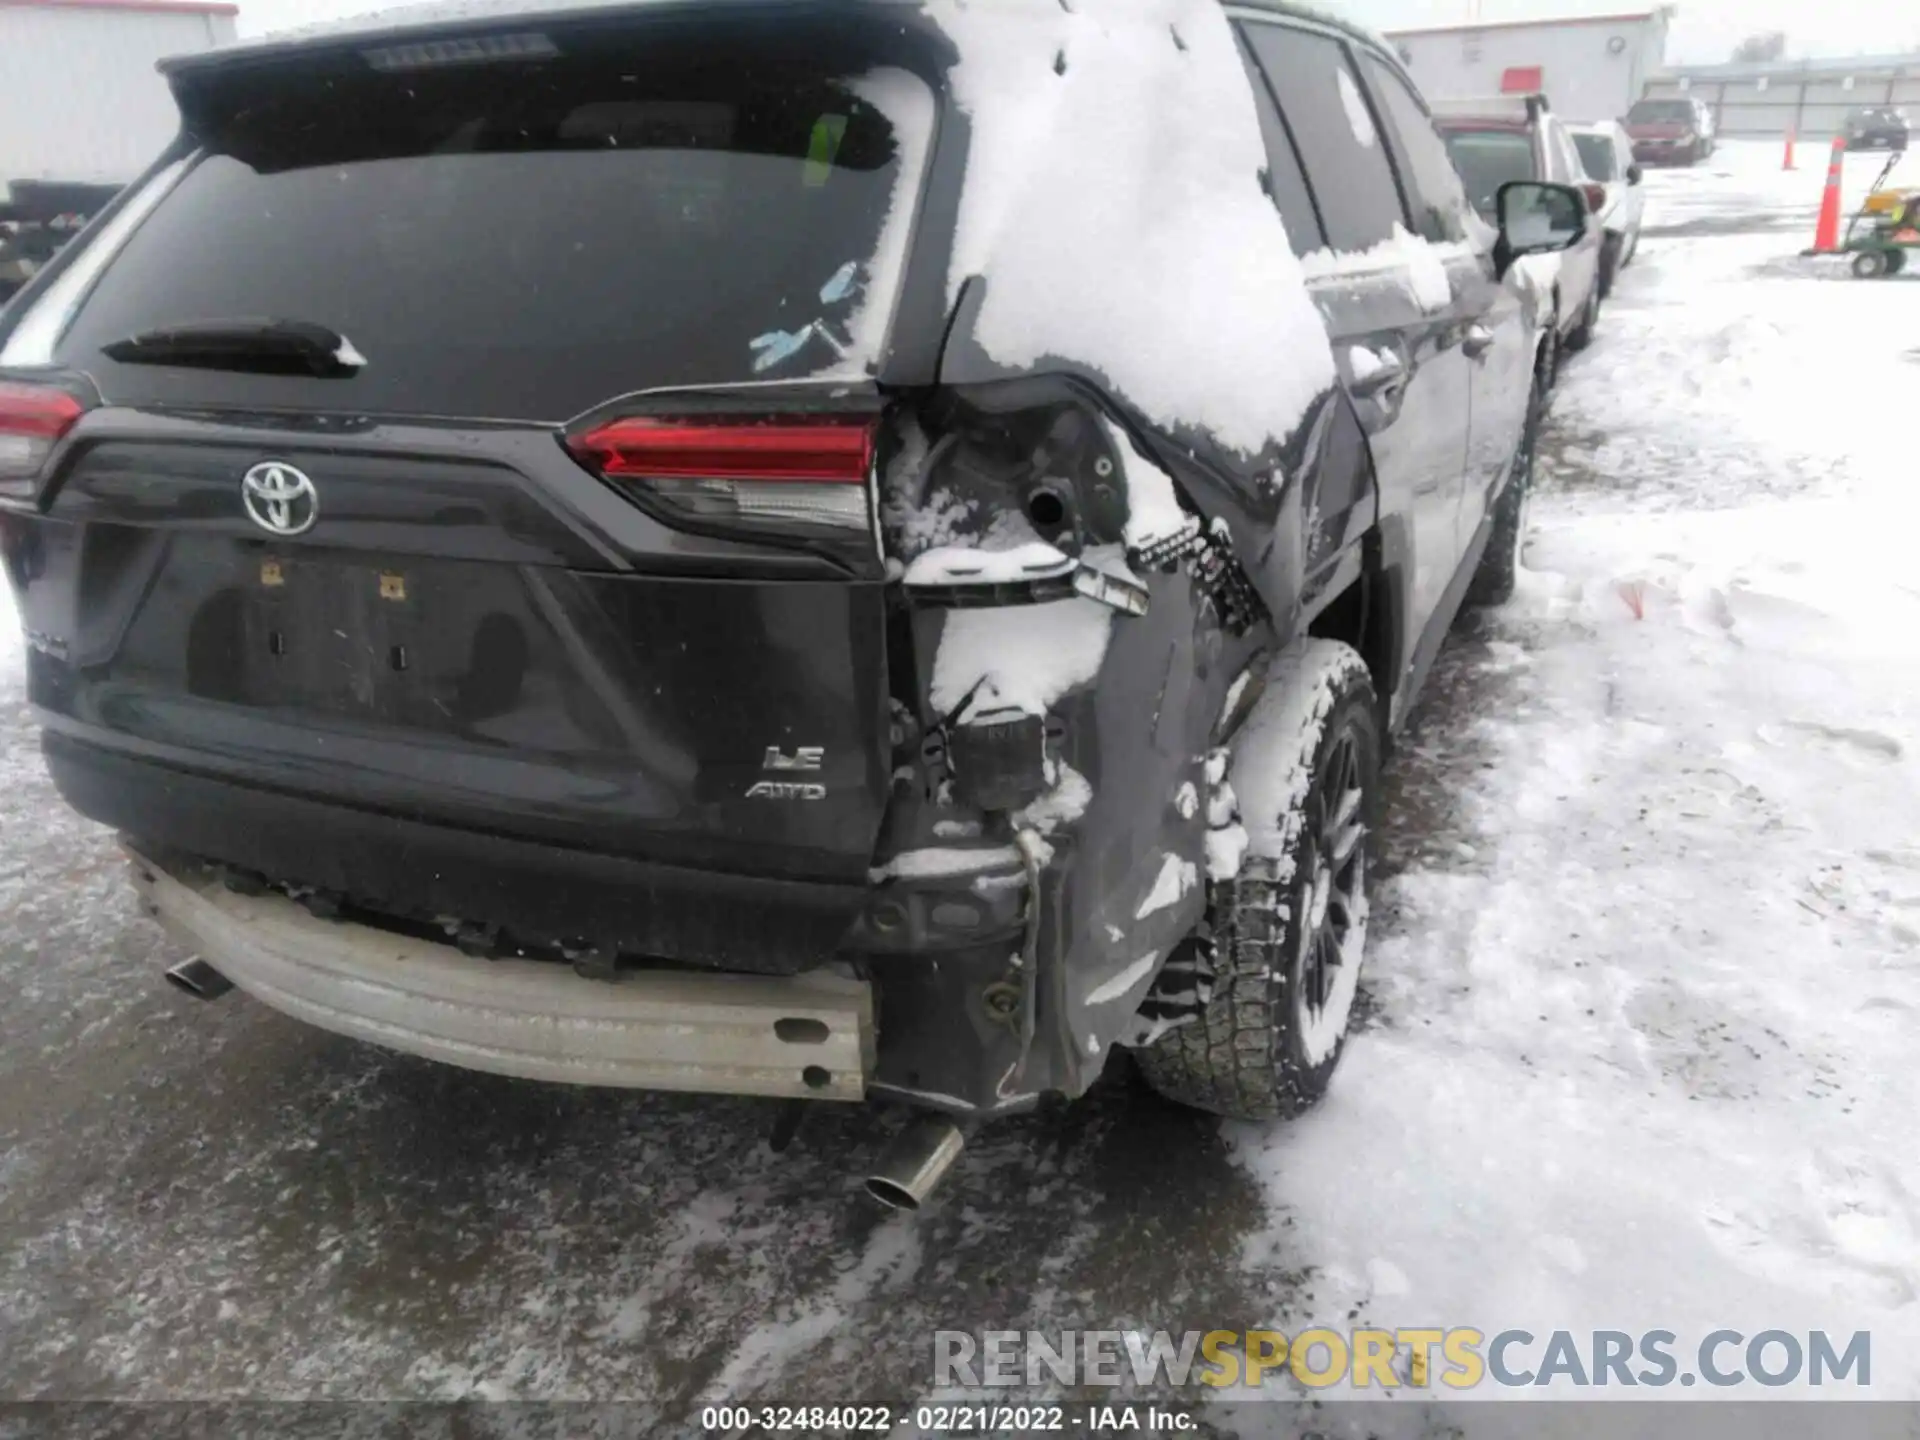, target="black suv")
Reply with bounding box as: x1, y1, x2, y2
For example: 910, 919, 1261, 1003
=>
1845, 106, 1909, 152
0, 0, 1582, 1207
